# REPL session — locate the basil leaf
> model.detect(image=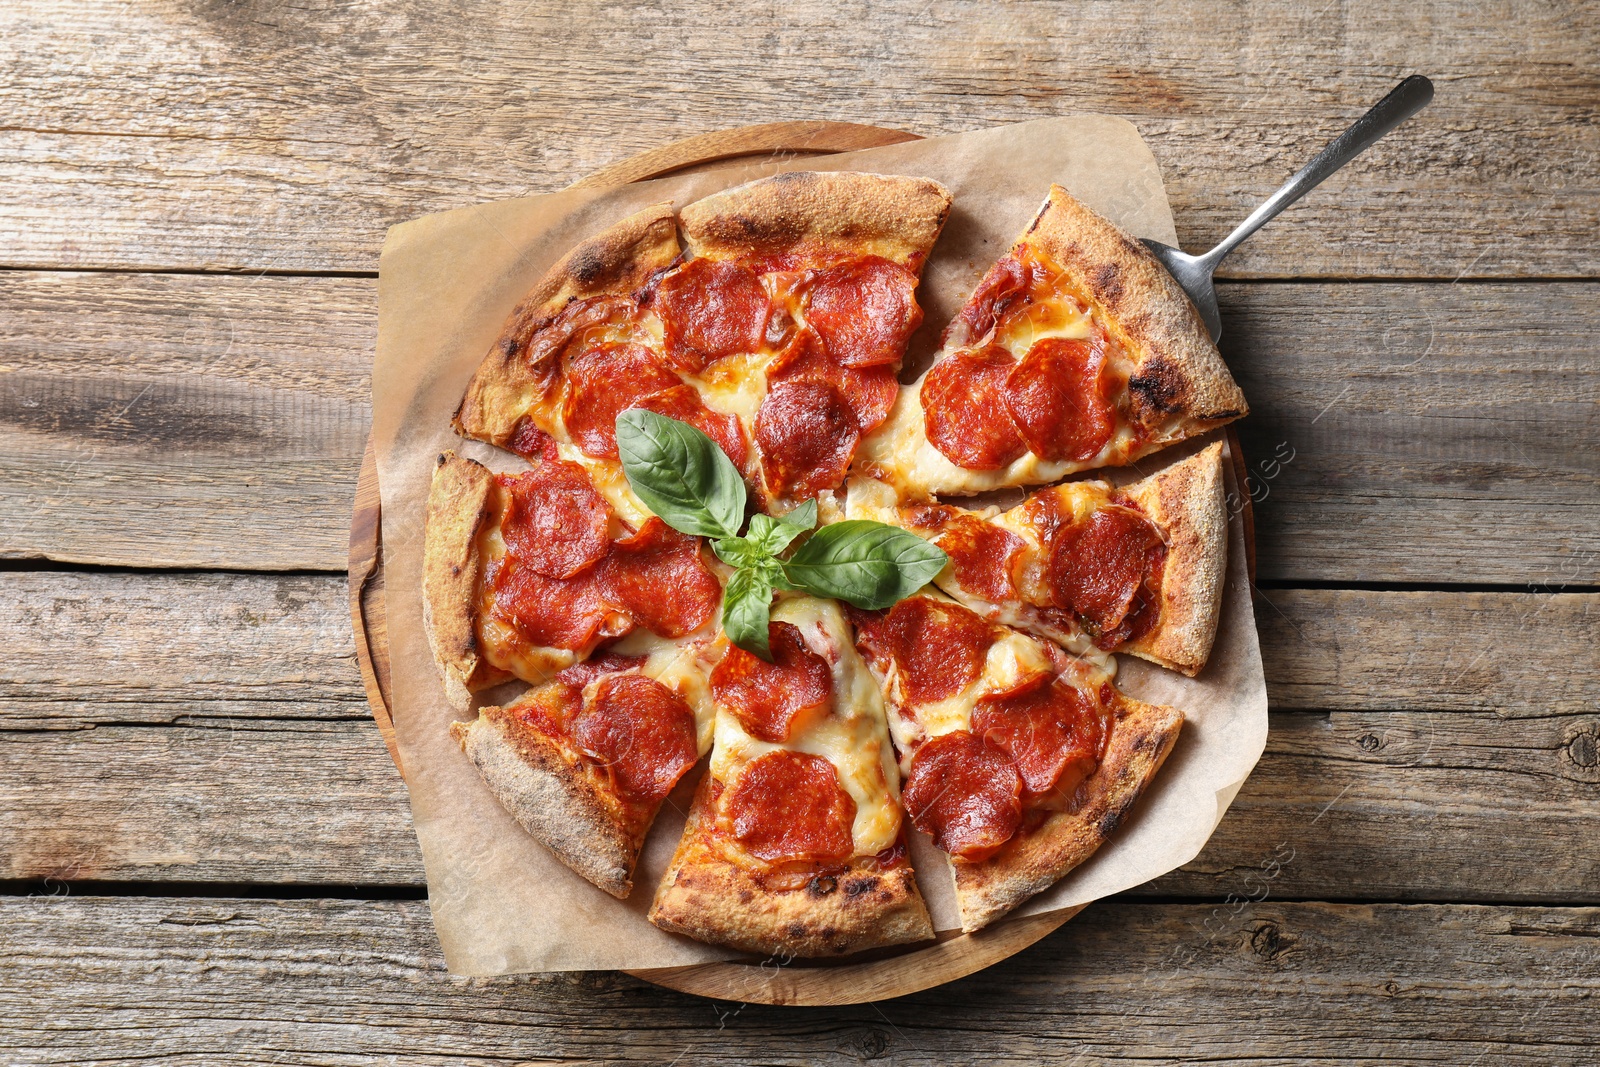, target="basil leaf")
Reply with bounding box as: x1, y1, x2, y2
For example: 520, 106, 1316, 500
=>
617, 409, 745, 539
722, 566, 775, 660
778, 498, 819, 534
746, 501, 815, 557
782, 520, 949, 610
712, 535, 767, 571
